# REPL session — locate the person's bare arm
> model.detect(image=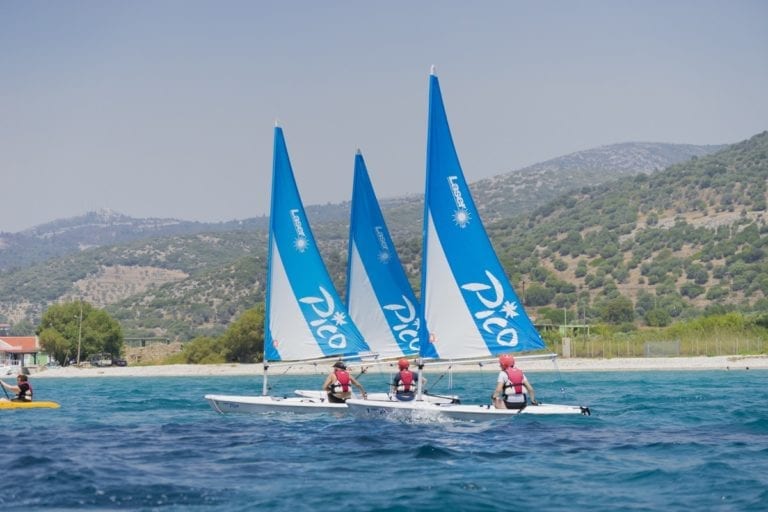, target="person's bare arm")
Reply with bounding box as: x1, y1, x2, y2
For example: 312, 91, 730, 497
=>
492, 381, 505, 408
0, 381, 19, 393
350, 376, 367, 398
524, 381, 538, 404
321, 374, 333, 392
